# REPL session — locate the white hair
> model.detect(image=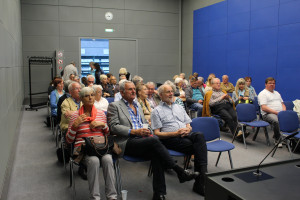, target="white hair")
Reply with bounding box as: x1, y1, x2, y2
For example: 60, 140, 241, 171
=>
86, 75, 95, 80
119, 80, 133, 92
92, 85, 103, 91
79, 87, 94, 99
100, 74, 107, 82
174, 77, 183, 84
